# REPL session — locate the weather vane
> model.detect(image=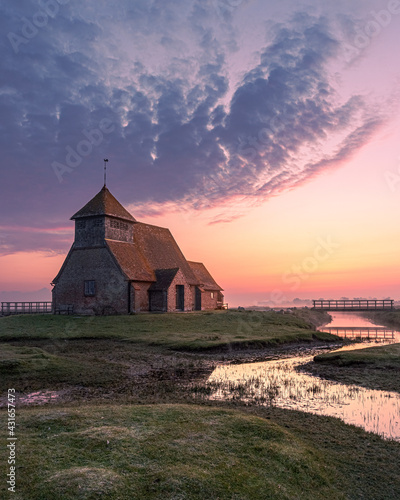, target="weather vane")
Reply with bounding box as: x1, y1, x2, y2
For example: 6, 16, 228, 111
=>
104, 158, 109, 187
